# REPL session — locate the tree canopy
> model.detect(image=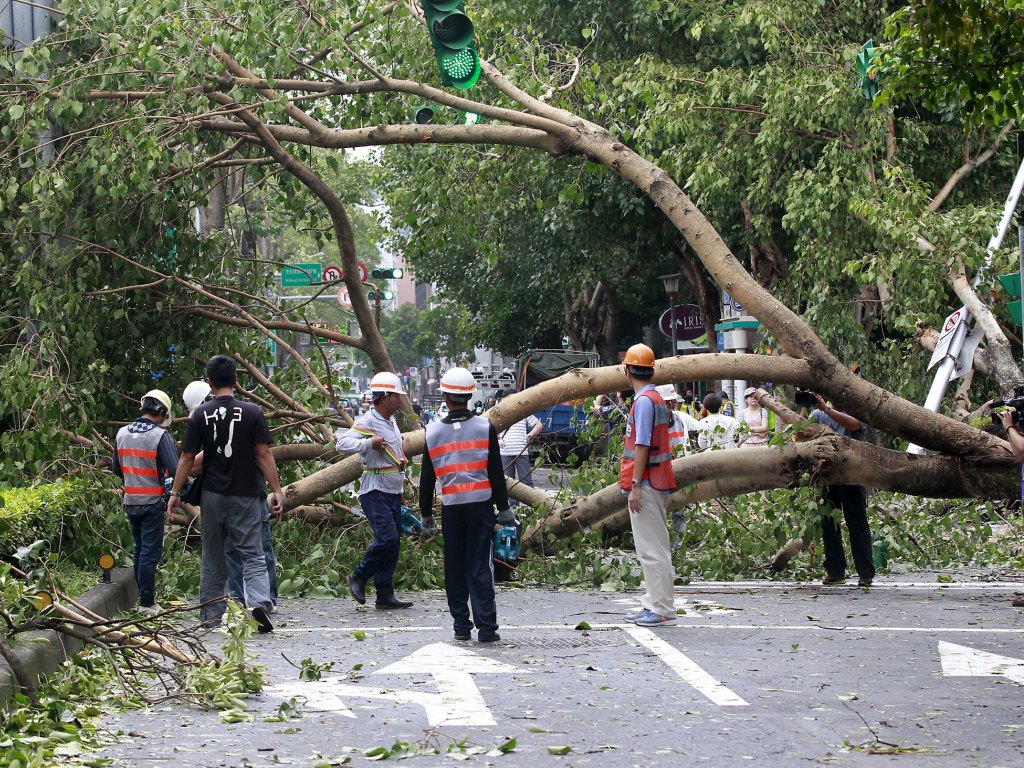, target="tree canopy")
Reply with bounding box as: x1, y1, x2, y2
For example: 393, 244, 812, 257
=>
0, 0, 1021, 517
